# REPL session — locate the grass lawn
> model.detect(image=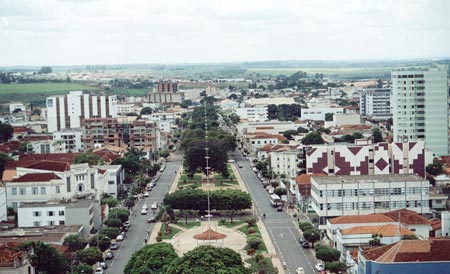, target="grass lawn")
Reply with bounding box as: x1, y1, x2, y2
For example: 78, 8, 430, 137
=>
218, 220, 244, 229
238, 224, 267, 253
159, 225, 182, 239
214, 180, 237, 187
173, 221, 201, 229
0, 83, 97, 104
179, 174, 202, 181
245, 257, 277, 274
